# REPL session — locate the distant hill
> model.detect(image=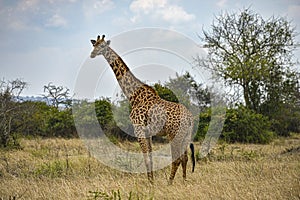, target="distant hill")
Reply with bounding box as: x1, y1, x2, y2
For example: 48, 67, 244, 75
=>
17, 96, 48, 103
